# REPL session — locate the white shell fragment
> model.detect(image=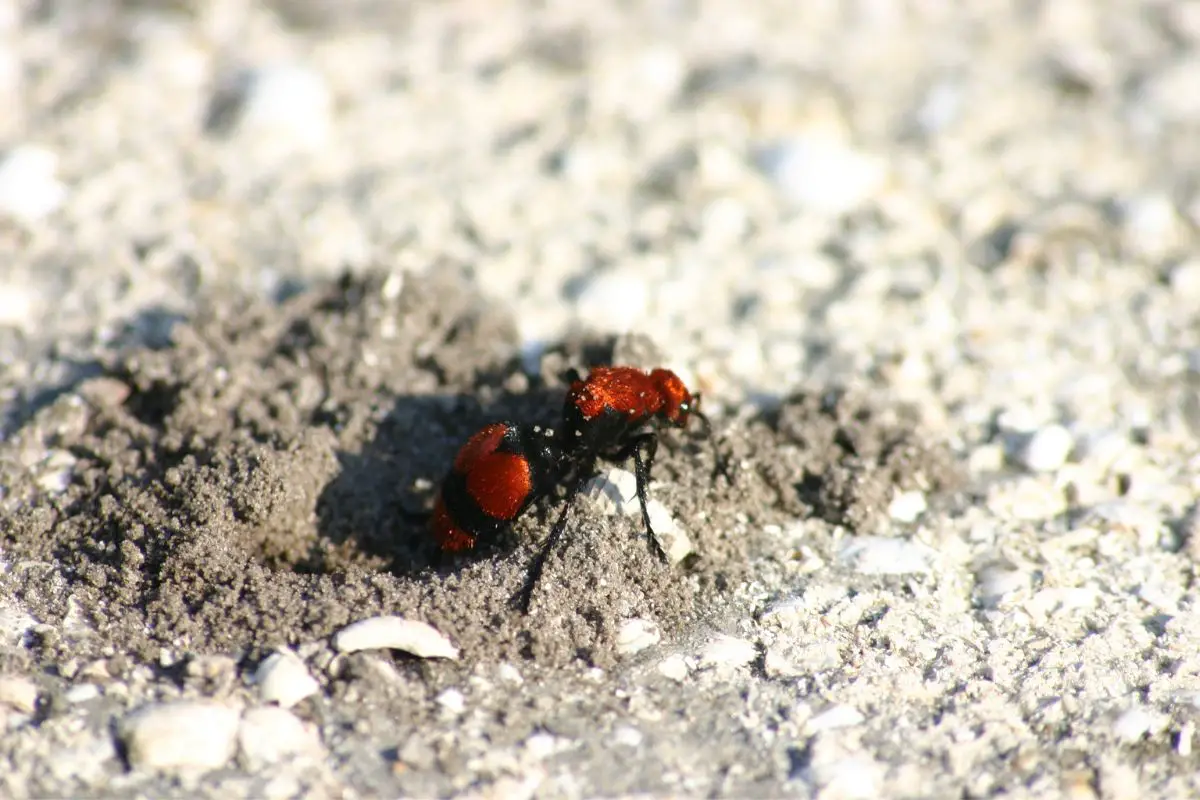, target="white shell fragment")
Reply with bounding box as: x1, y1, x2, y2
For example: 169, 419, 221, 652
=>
118, 700, 240, 771
806, 704, 866, 734
615, 618, 662, 656
646, 500, 694, 564
838, 536, 934, 575
255, 649, 320, 708
583, 468, 638, 515
697, 635, 757, 669
332, 616, 459, 660
582, 469, 693, 563
657, 655, 690, 681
